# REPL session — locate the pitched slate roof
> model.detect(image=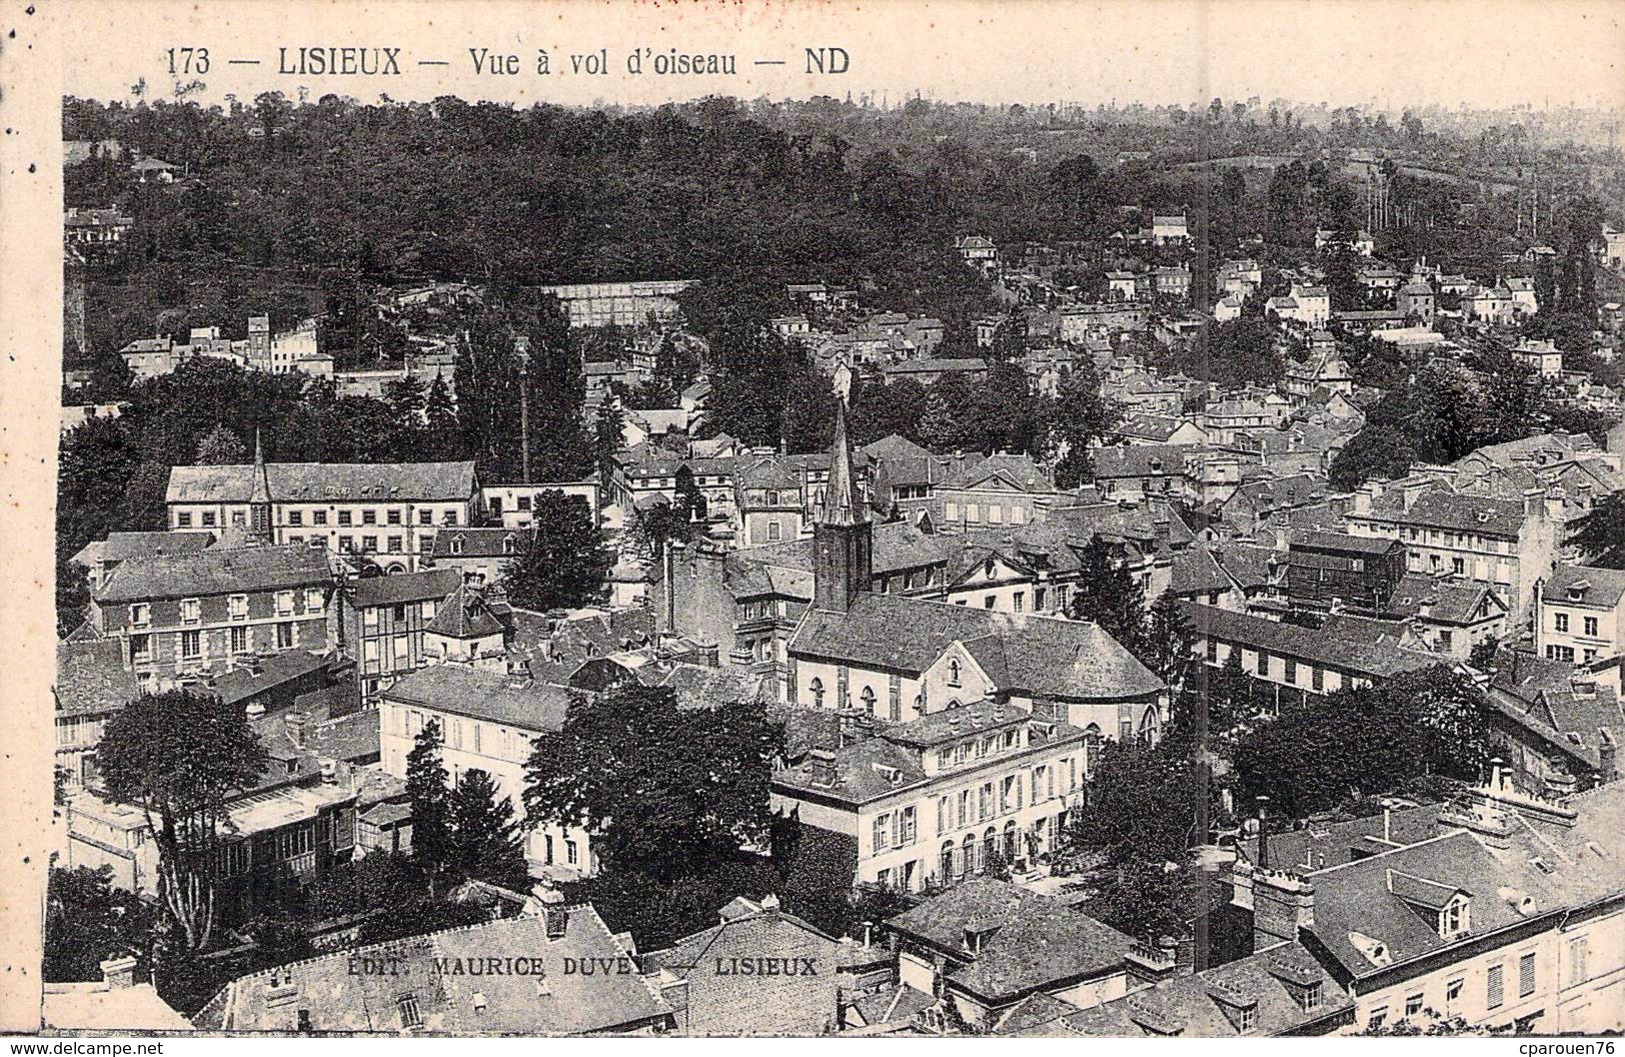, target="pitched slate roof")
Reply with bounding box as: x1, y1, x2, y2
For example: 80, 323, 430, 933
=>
429, 528, 531, 560
1093, 444, 1187, 478
1055, 941, 1353, 1037
73, 530, 211, 568
426, 583, 505, 639
195, 907, 669, 1033
885, 879, 1135, 1004
640, 907, 845, 1035
941, 452, 1055, 493
96, 544, 330, 603
55, 640, 141, 717
349, 568, 461, 609
382, 665, 572, 734
1180, 602, 1438, 678
1544, 564, 1625, 610
791, 593, 1163, 699
212, 650, 333, 707
166, 460, 477, 503
1388, 574, 1504, 625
